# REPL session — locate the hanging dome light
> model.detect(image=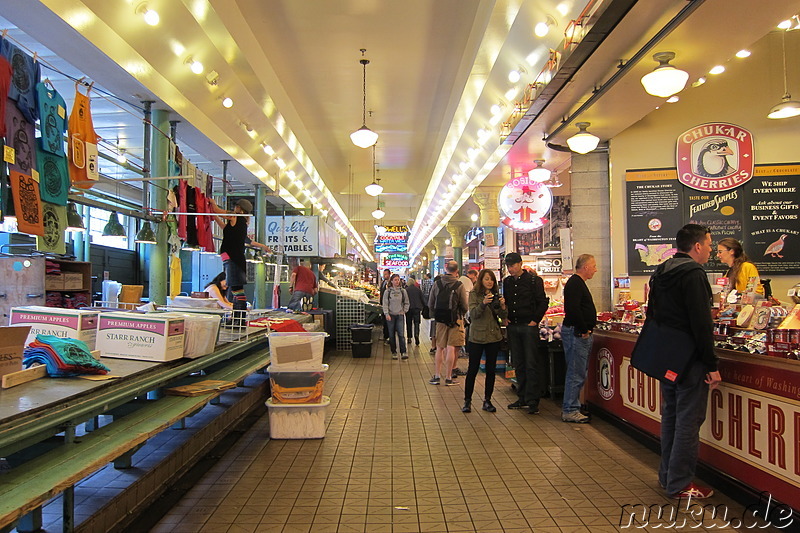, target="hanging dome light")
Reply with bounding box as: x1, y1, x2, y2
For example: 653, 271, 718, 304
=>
365, 144, 383, 195
351, 49, 379, 148
102, 211, 127, 238
528, 160, 550, 182
134, 221, 157, 244
372, 199, 385, 219
768, 31, 800, 119
640, 52, 689, 98
566, 122, 600, 154
65, 202, 85, 232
